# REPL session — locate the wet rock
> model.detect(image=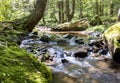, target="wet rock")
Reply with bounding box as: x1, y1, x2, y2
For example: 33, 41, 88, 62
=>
64, 51, 72, 56
61, 59, 69, 63
113, 48, 120, 64
37, 47, 47, 54
99, 48, 108, 55
40, 34, 50, 42
28, 31, 38, 38
62, 34, 73, 39
75, 38, 84, 44
89, 31, 101, 38
103, 22, 120, 63
92, 46, 100, 53
88, 39, 104, 47
73, 46, 88, 58
57, 38, 69, 45
41, 52, 50, 62
55, 49, 64, 58
91, 53, 101, 57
